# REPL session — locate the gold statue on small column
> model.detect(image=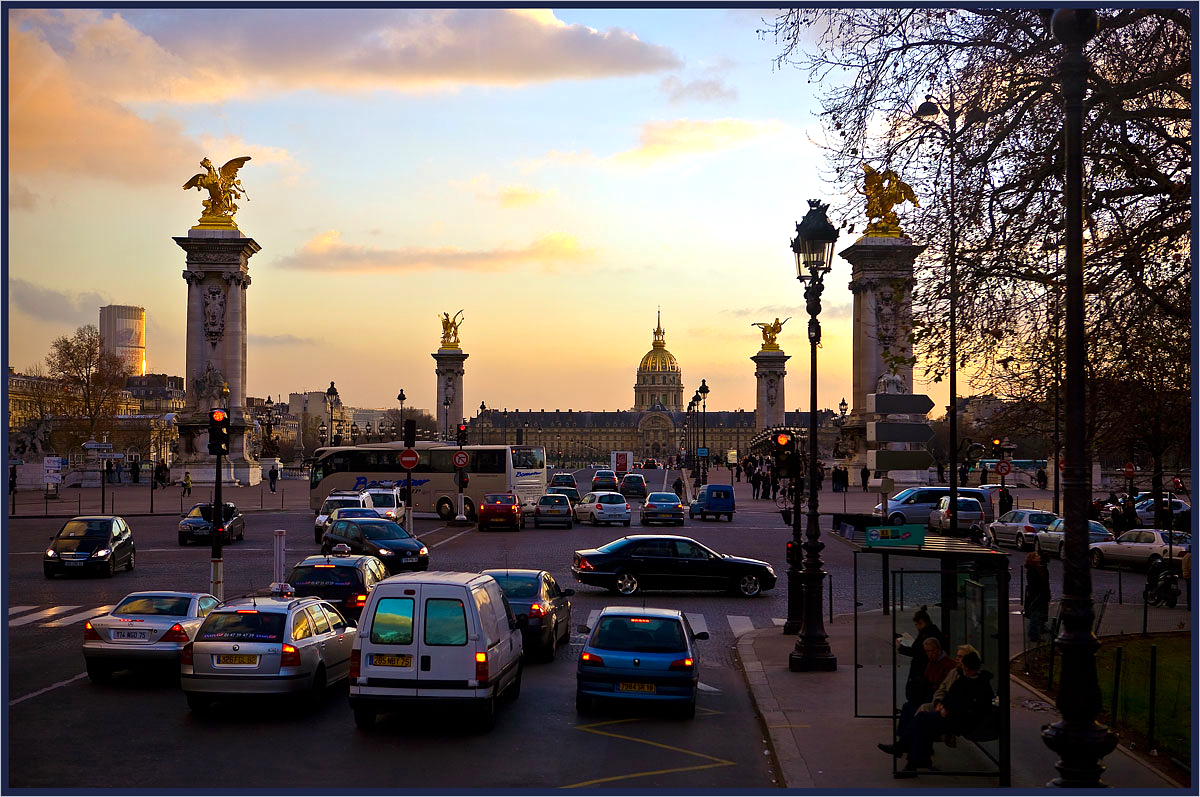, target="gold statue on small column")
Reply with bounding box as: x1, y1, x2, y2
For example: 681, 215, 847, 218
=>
861, 163, 919, 238
439, 310, 465, 349
752, 317, 790, 351
183, 156, 252, 230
